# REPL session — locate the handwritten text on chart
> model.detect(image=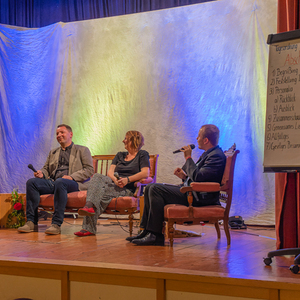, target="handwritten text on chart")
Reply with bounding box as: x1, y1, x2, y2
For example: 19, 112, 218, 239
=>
271, 113, 300, 122
273, 104, 294, 113
265, 43, 300, 155
284, 52, 300, 66
267, 121, 300, 131
276, 67, 298, 76
265, 42, 300, 159
276, 44, 298, 54
269, 85, 293, 95
273, 94, 295, 103
265, 141, 300, 151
